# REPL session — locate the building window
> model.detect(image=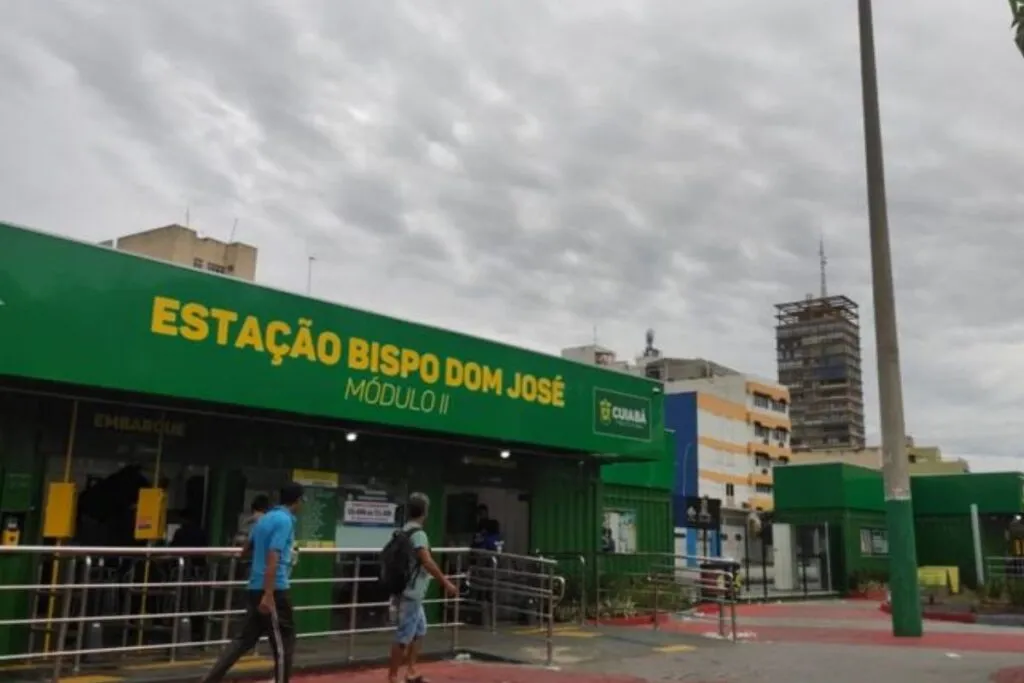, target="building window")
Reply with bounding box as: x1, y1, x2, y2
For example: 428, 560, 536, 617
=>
859, 528, 889, 556
193, 258, 204, 269
725, 483, 735, 497
226, 265, 235, 274
207, 262, 227, 274
755, 483, 773, 494
754, 454, 772, 468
